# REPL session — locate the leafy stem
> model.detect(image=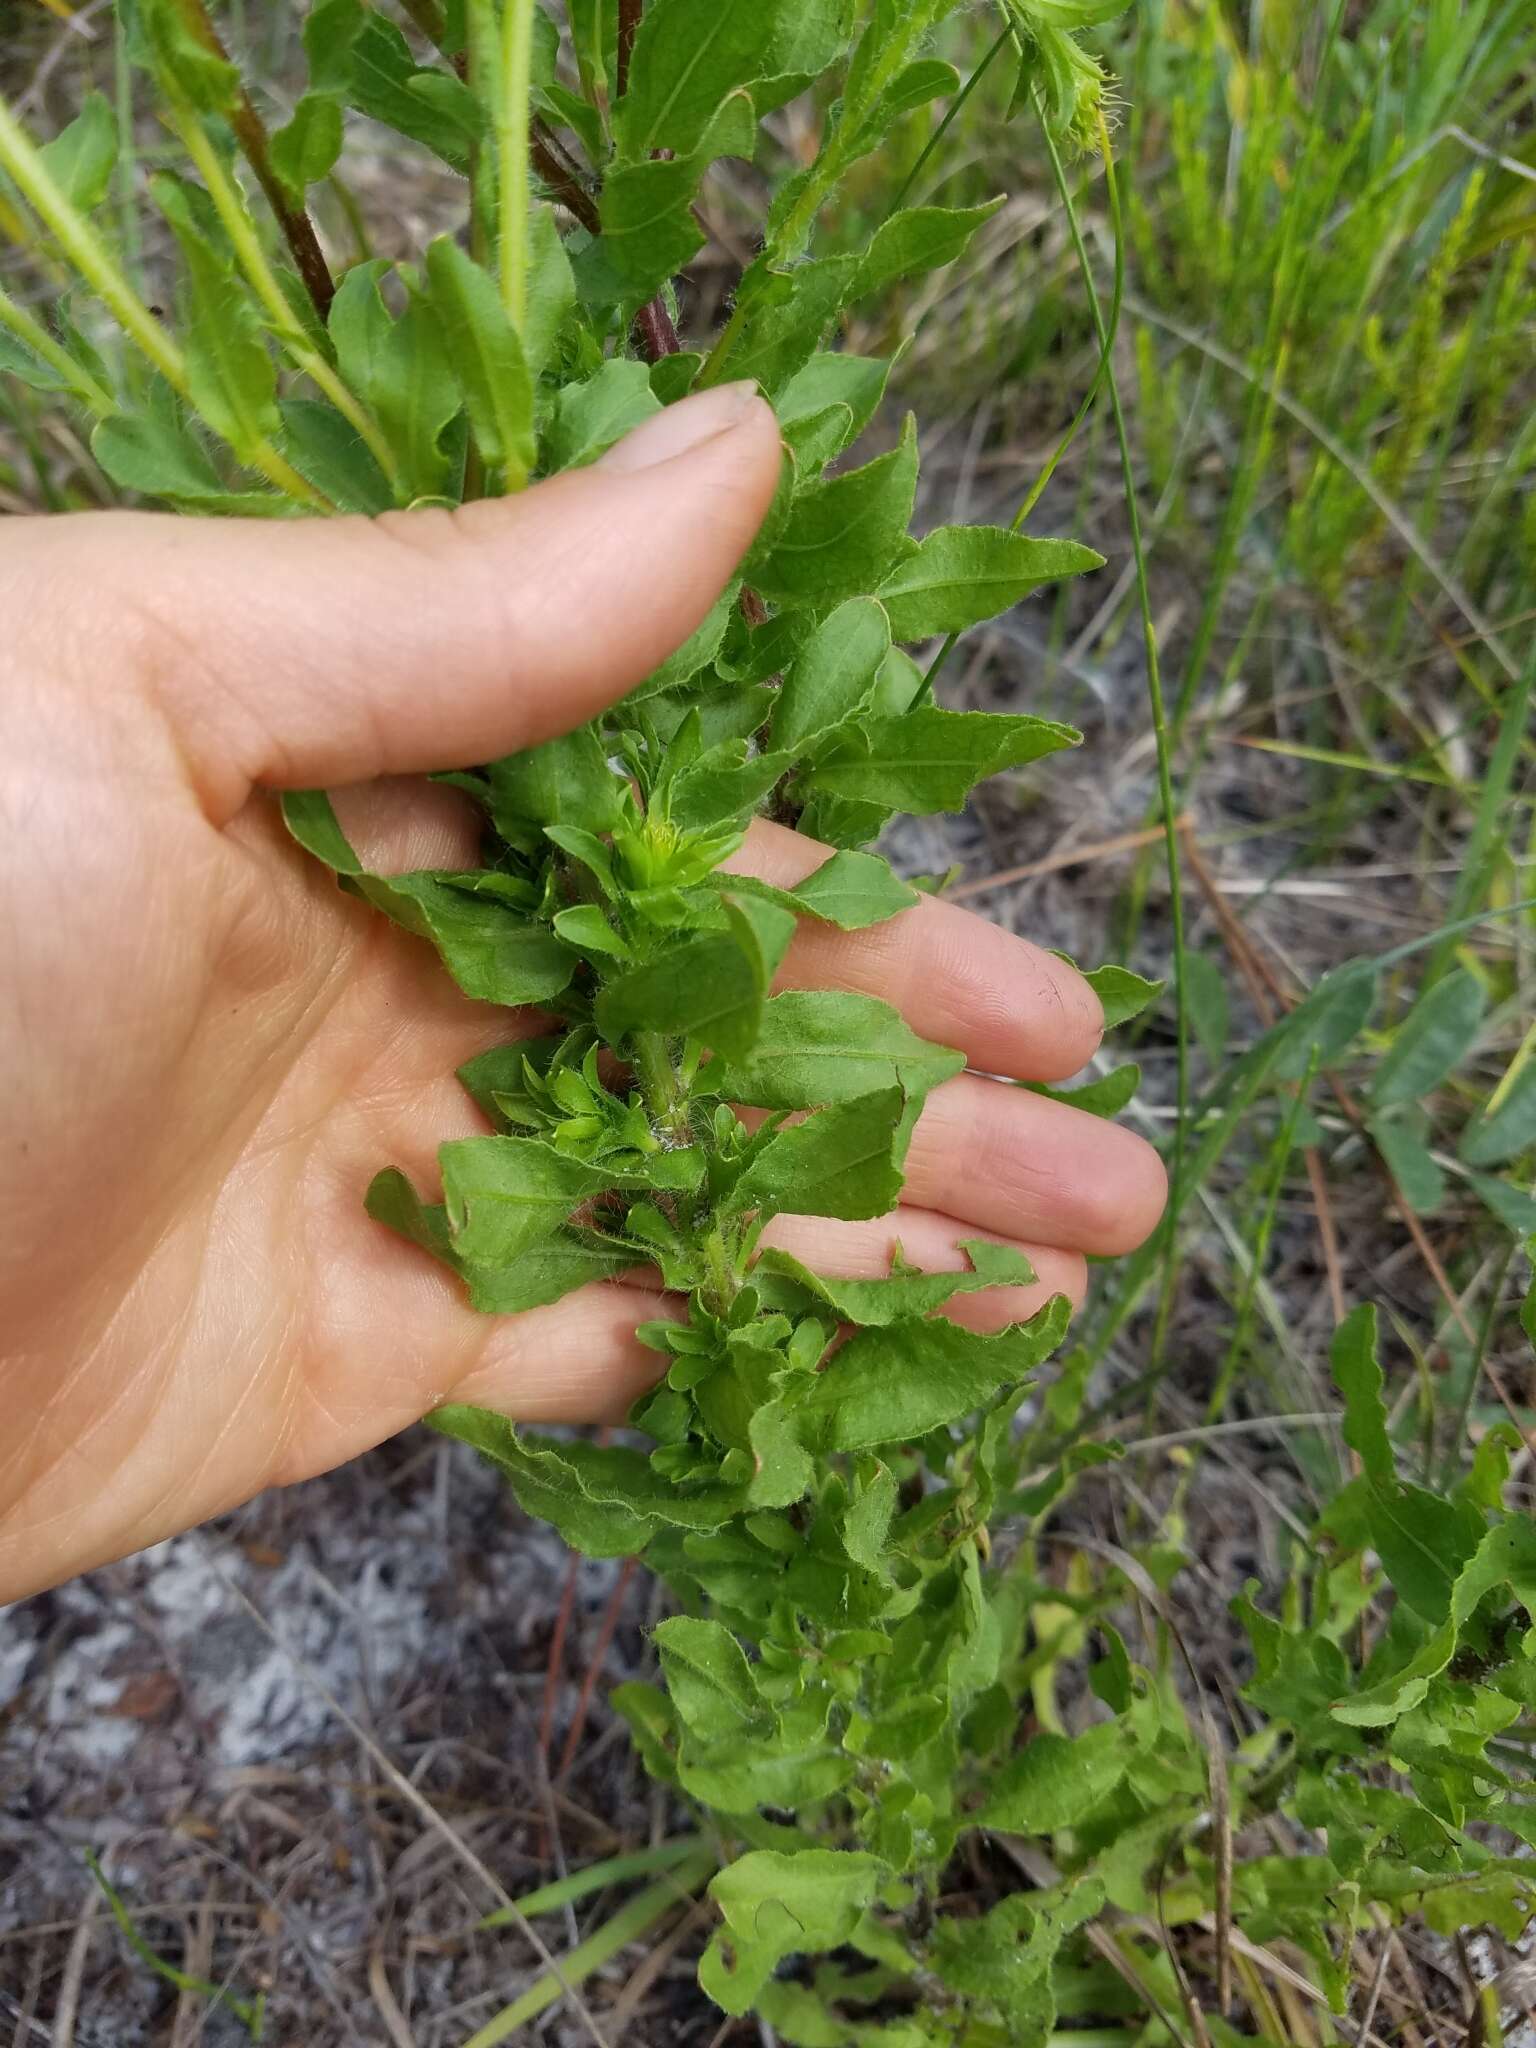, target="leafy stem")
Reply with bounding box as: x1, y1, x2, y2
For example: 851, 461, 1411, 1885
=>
166, 101, 399, 489
168, 0, 337, 318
